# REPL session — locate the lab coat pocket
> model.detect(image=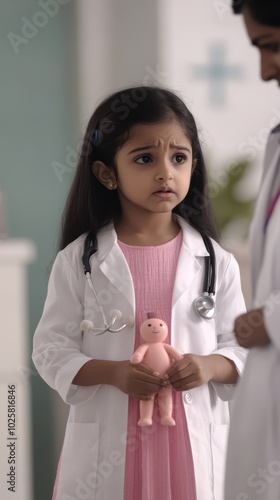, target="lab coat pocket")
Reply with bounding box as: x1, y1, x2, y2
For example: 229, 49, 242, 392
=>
188, 417, 213, 500
56, 422, 100, 500
210, 423, 229, 500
